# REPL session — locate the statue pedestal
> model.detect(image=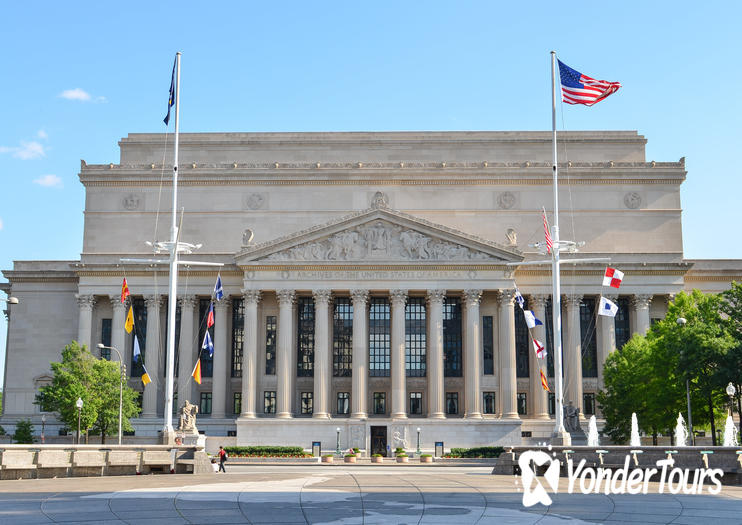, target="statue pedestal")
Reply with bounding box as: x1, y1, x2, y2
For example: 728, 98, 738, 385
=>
176, 432, 206, 449
551, 428, 572, 447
